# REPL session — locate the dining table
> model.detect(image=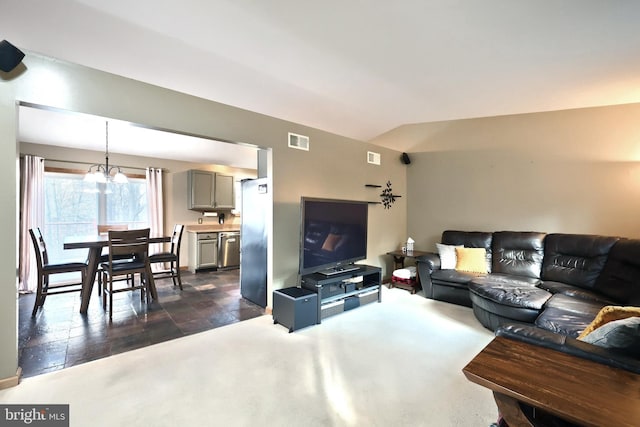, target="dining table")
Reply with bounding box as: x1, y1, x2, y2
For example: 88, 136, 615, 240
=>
64, 234, 171, 314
